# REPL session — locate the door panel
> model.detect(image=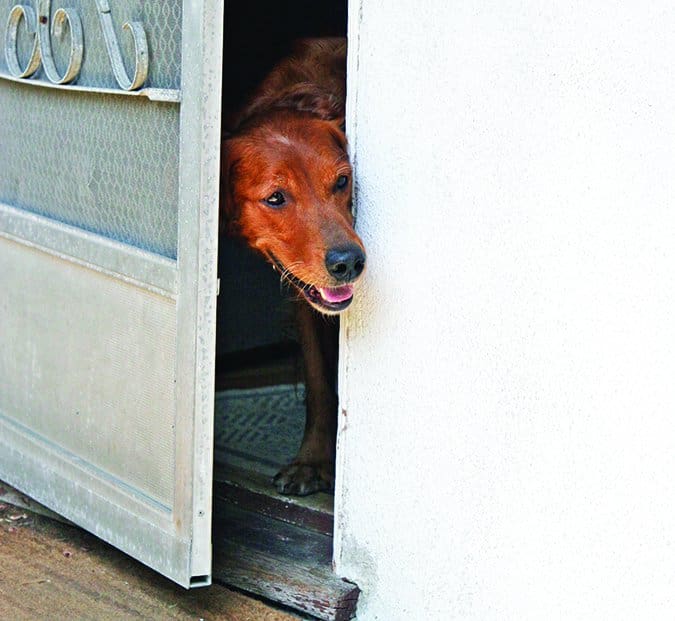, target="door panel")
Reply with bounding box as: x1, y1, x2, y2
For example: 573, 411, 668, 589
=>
0, 0, 222, 587
0, 236, 177, 507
